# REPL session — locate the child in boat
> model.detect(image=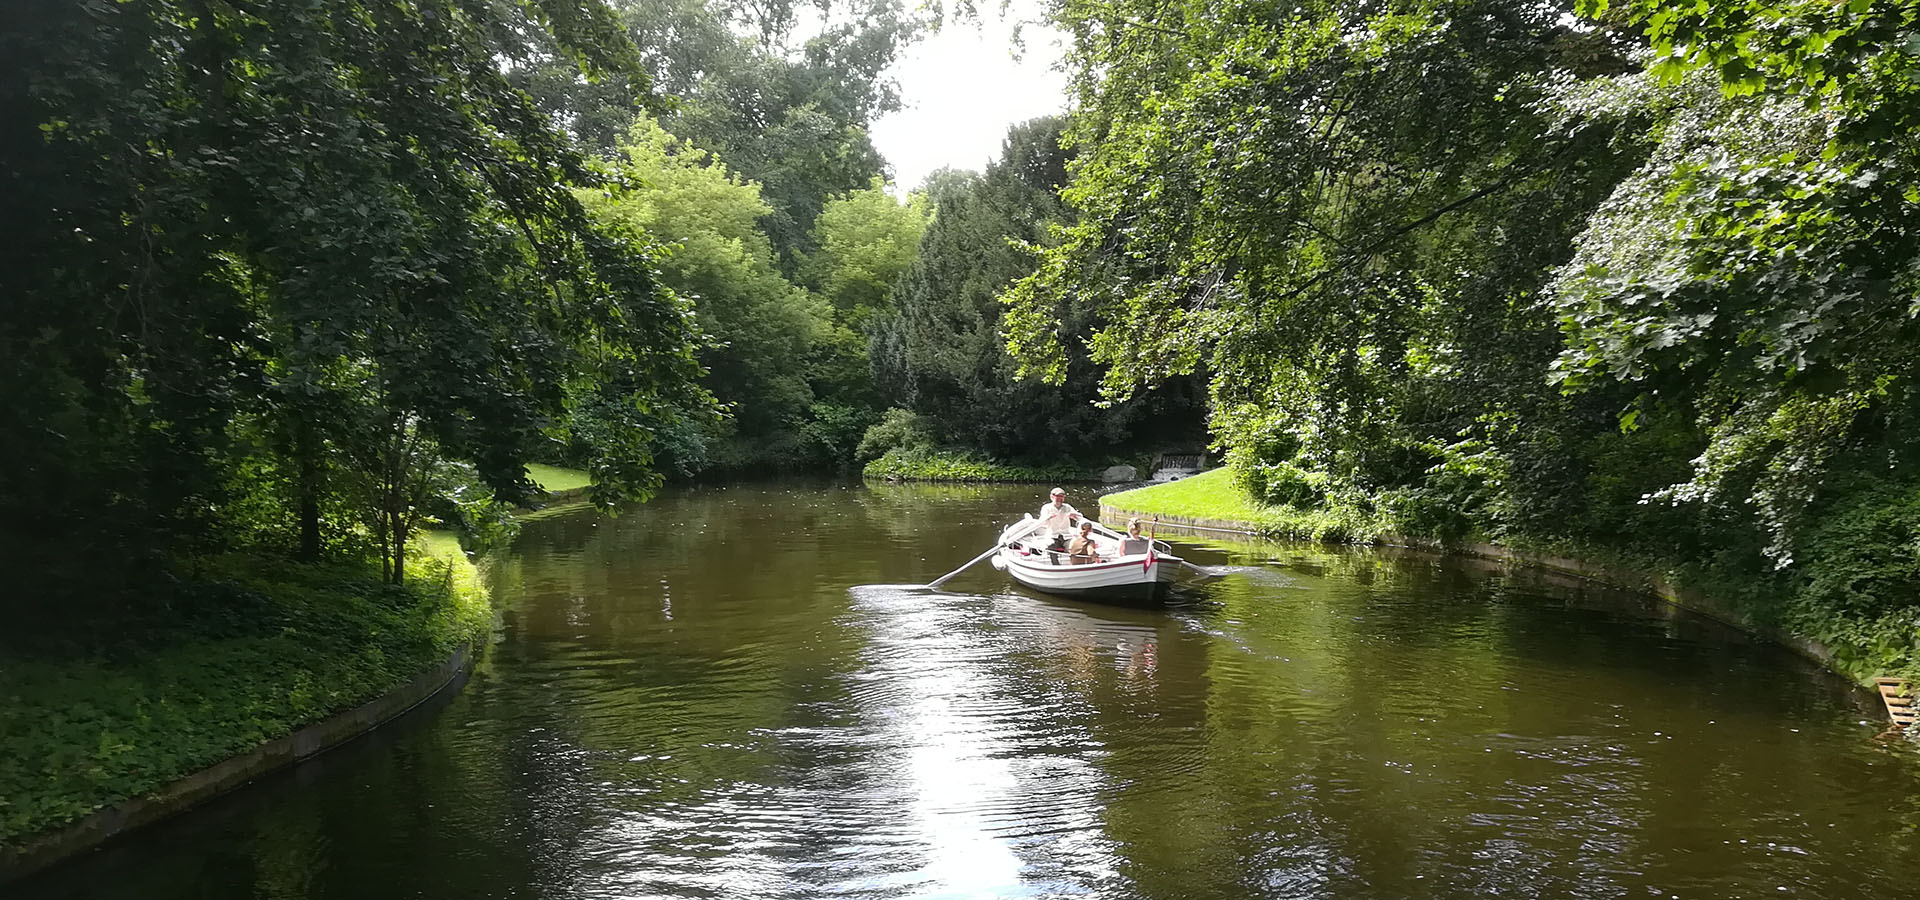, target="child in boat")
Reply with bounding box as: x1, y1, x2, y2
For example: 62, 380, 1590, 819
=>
1067, 521, 1105, 564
